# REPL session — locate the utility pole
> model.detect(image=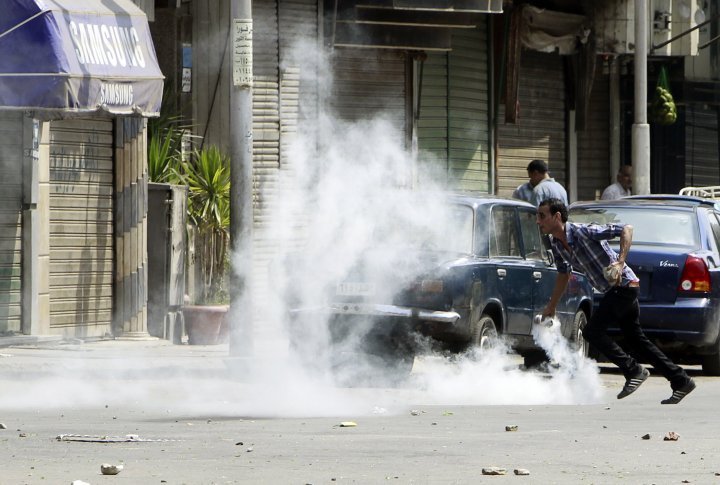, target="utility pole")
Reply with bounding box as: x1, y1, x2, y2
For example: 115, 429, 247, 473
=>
633, 0, 651, 195
229, 0, 254, 356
